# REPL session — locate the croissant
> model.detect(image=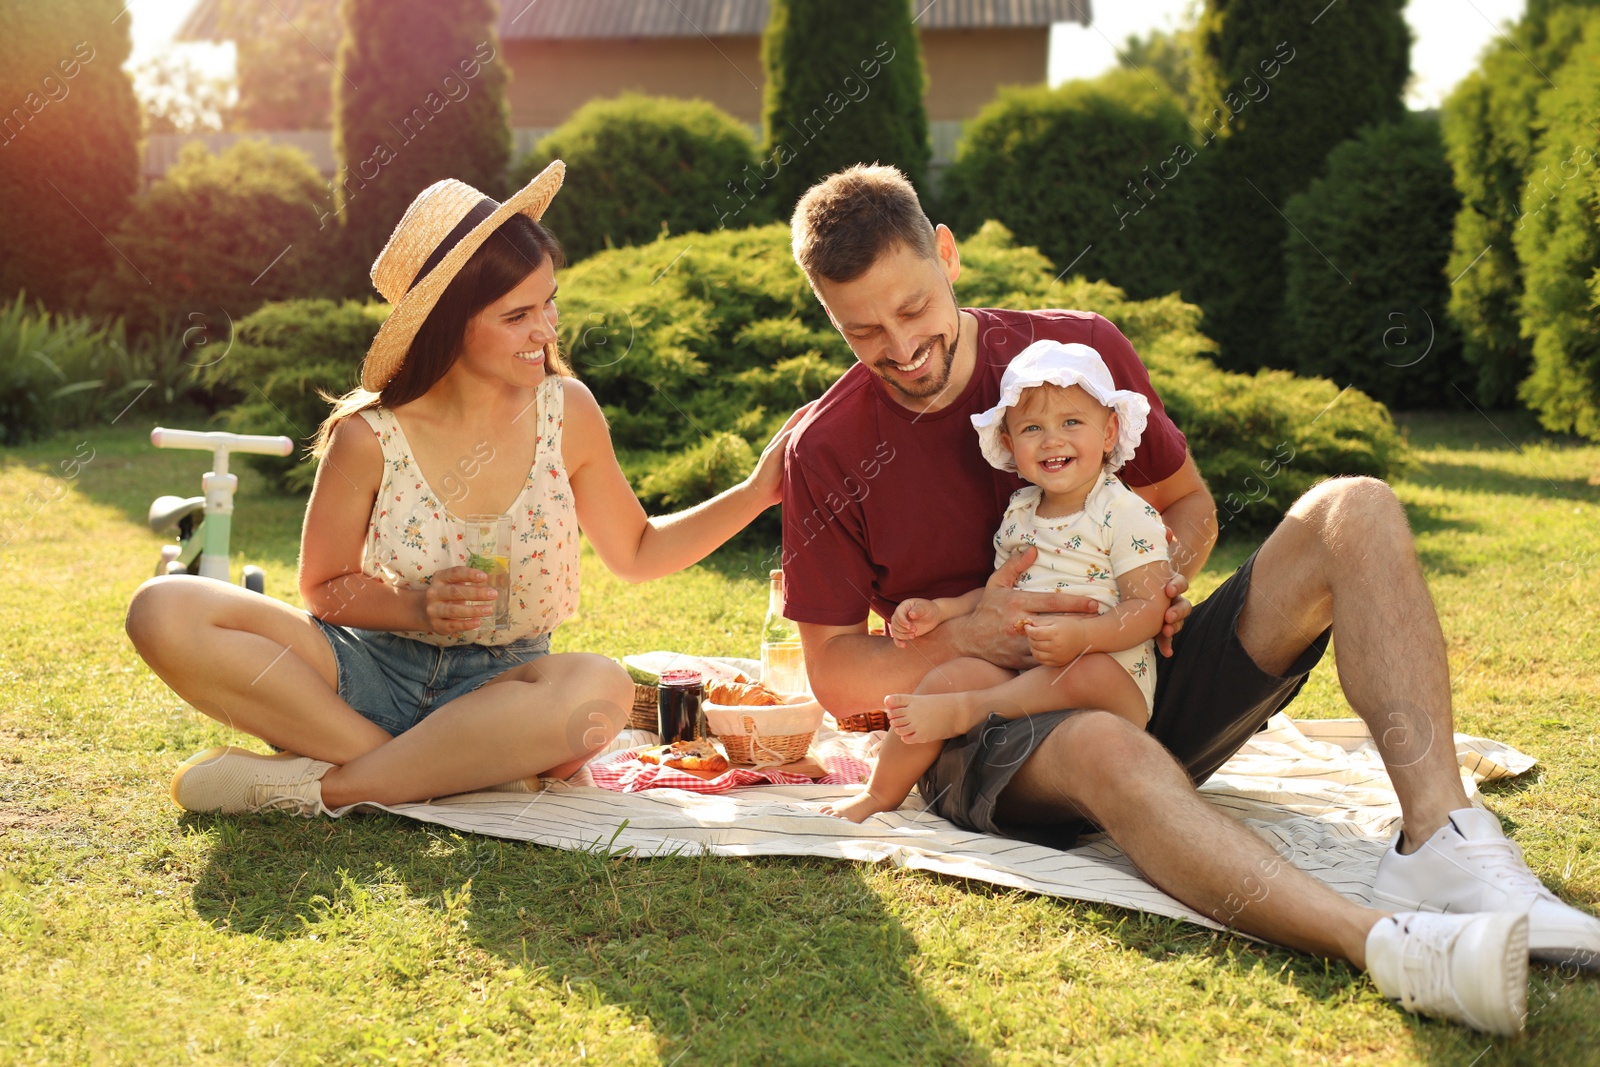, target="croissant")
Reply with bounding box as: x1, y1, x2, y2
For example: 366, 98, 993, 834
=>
706, 679, 785, 706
